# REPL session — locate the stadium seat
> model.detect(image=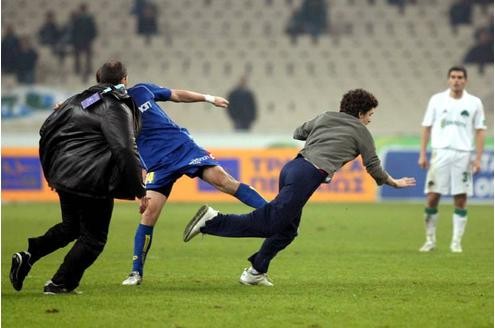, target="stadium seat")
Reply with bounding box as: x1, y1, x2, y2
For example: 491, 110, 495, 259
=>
1, 0, 492, 135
